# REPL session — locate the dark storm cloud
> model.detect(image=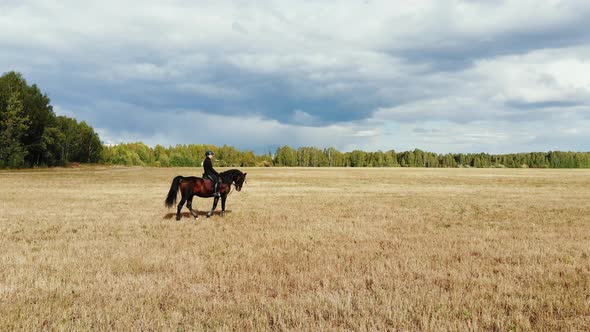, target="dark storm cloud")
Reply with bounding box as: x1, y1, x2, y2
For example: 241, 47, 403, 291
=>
29, 50, 392, 126
395, 17, 590, 72
386, 1, 590, 72
504, 100, 583, 110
